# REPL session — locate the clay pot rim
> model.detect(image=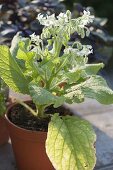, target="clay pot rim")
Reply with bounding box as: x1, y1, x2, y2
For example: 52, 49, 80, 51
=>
5, 101, 47, 135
